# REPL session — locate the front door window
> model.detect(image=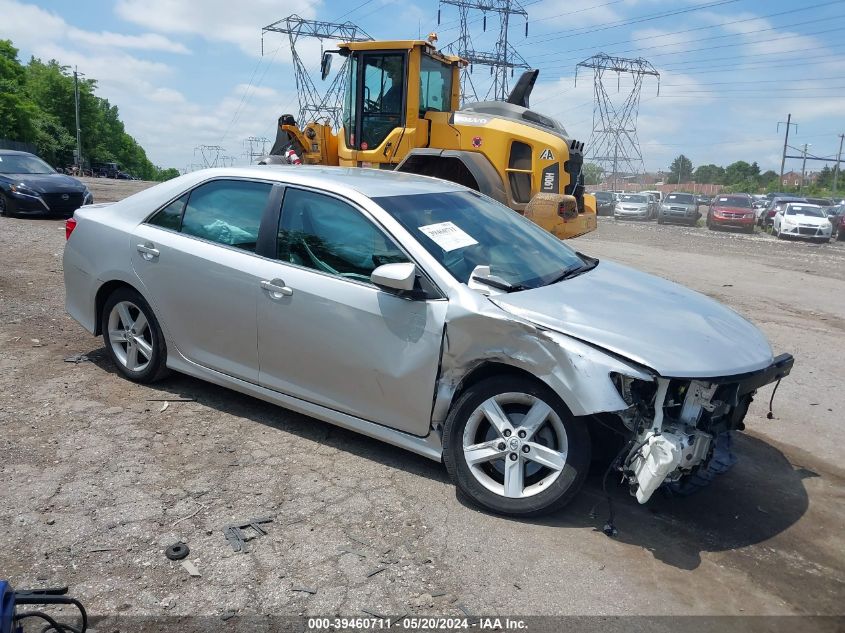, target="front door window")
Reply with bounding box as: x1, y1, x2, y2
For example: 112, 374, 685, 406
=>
357, 53, 405, 151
